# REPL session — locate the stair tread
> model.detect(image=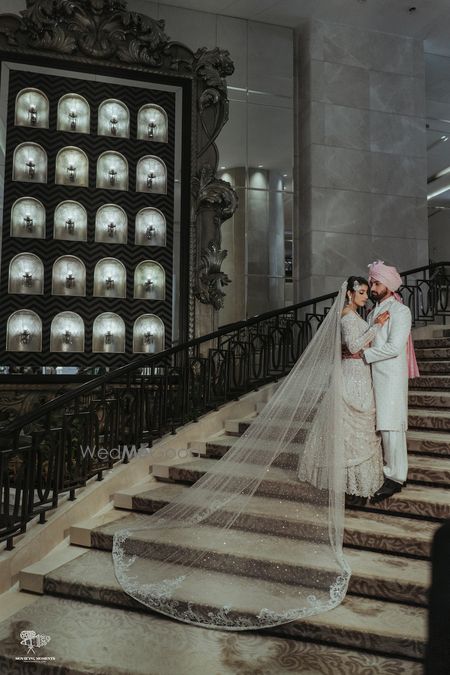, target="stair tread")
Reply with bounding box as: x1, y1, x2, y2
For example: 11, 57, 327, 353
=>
407, 429, 450, 441
3, 594, 423, 675
40, 548, 427, 645
409, 409, 450, 418
114, 481, 438, 548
